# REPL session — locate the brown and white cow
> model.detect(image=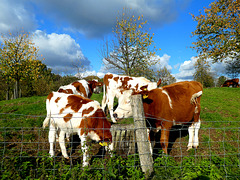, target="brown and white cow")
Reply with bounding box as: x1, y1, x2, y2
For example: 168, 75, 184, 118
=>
113, 81, 203, 154
58, 79, 103, 98
43, 92, 112, 166
221, 78, 239, 88
57, 79, 103, 141
102, 73, 161, 123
